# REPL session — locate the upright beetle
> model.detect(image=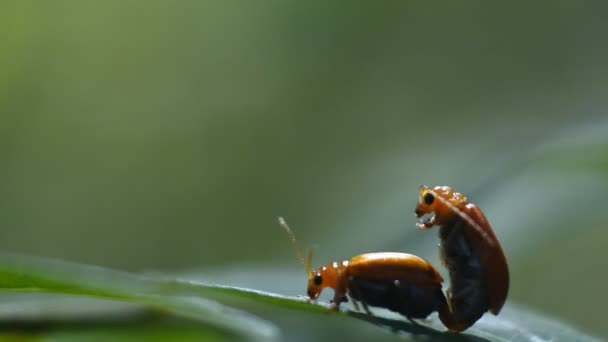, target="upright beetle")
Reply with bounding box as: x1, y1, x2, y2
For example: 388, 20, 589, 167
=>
414, 185, 509, 332
279, 217, 450, 321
